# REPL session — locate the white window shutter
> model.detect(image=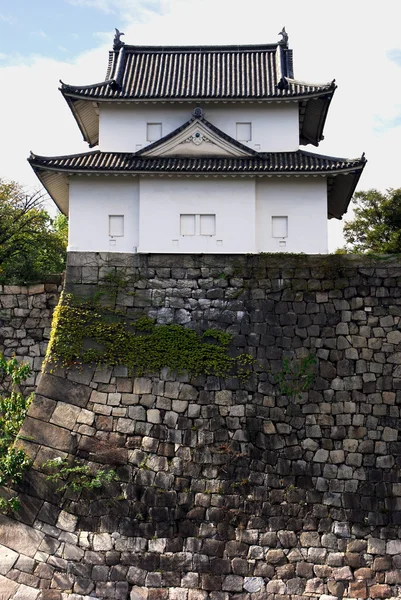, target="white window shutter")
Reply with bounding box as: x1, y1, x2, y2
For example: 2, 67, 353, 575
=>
200, 214, 216, 236
109, 215, 124, 237
236, 122, 252, 142
180, 214, 196, 235
272, 216, 288, 238
147, 123, 162, 142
